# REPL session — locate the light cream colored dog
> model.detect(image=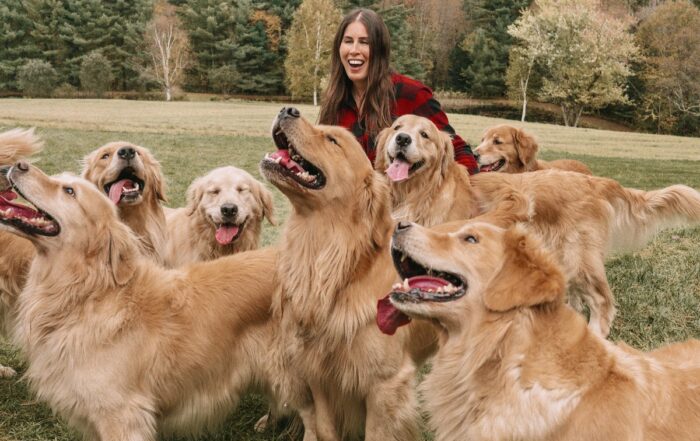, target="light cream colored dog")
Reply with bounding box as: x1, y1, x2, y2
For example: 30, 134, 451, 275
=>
81, 142, 168, 262
2, 160, 293, 441
388, 220, 700, 441
164, 166, 276, 267
0, 128, 42, 378
475, 124, 592, 174
260, 107, 438, 440
375, 114, 700, 336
